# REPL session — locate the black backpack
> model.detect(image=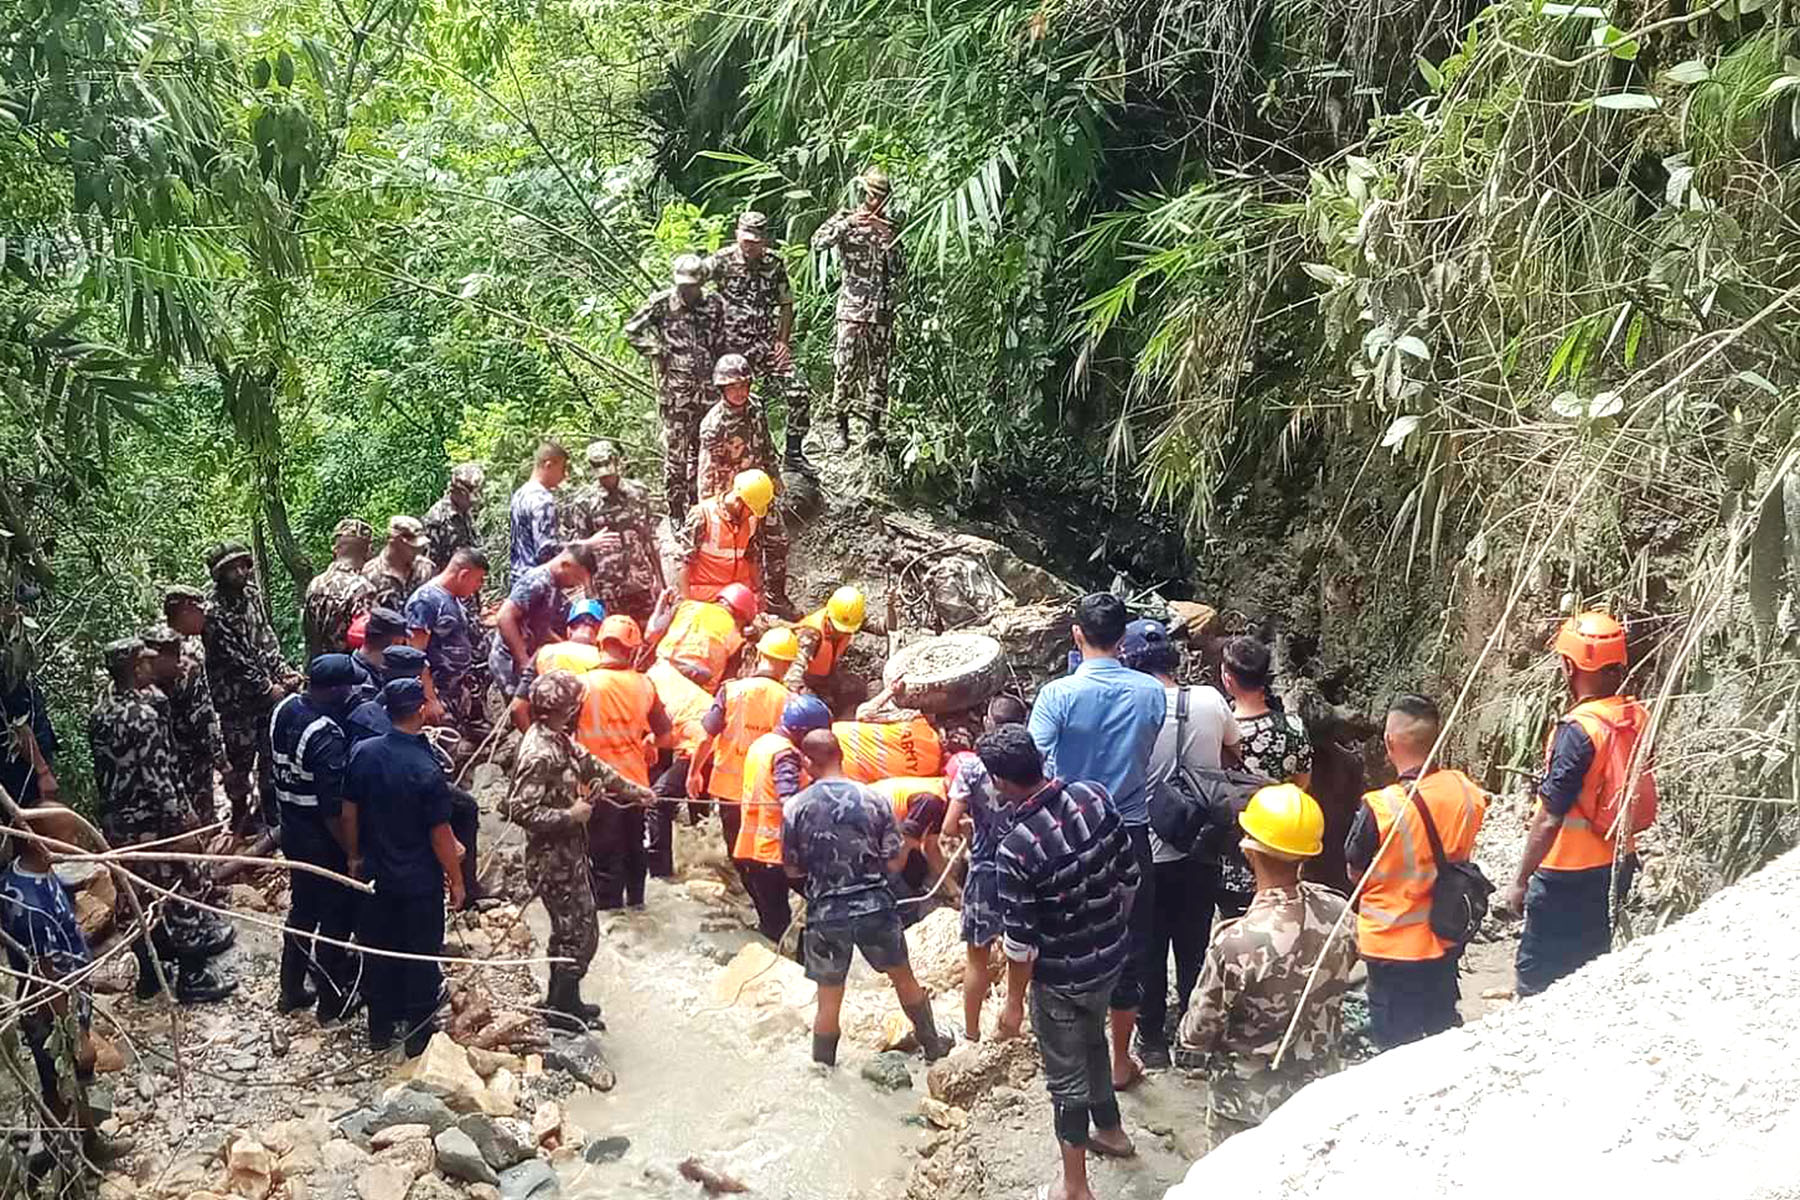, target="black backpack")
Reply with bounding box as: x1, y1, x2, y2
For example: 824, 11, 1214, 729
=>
1147, 688, 1270, 856
1408, 787, 1494, 945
